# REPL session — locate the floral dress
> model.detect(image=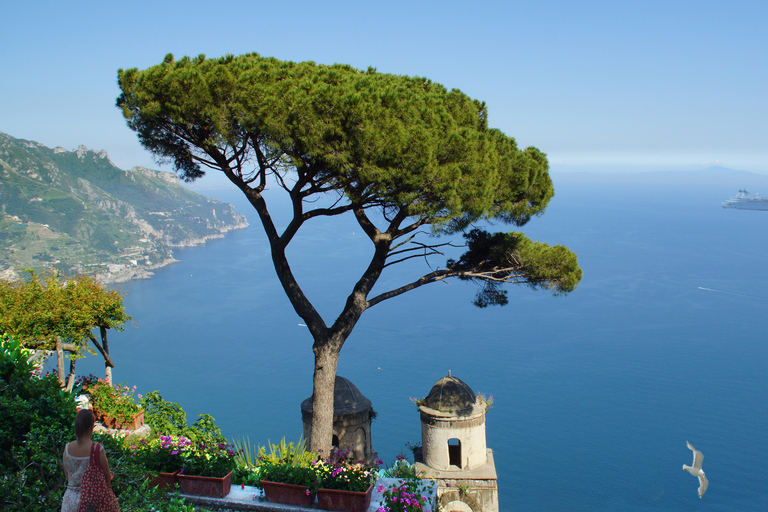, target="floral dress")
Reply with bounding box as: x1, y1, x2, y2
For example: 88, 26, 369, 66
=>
61, 443, 90, 512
